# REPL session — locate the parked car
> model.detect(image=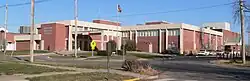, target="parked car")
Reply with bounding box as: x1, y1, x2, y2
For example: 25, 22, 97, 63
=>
197, 50, 210, 56
215, 50, 224, 55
